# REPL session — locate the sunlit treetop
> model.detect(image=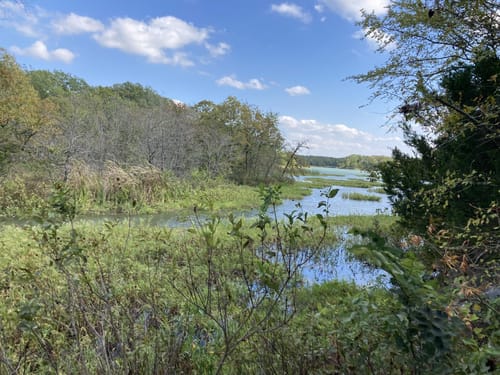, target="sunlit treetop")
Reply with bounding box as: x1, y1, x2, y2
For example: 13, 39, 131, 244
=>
352, 0, 499, 106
